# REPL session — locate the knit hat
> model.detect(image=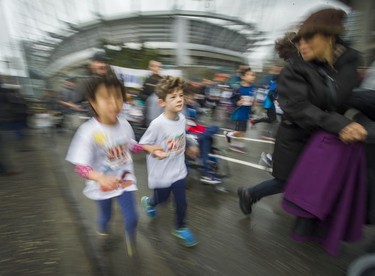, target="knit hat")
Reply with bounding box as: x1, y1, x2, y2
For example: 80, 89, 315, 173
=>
295, 8, 346, 41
